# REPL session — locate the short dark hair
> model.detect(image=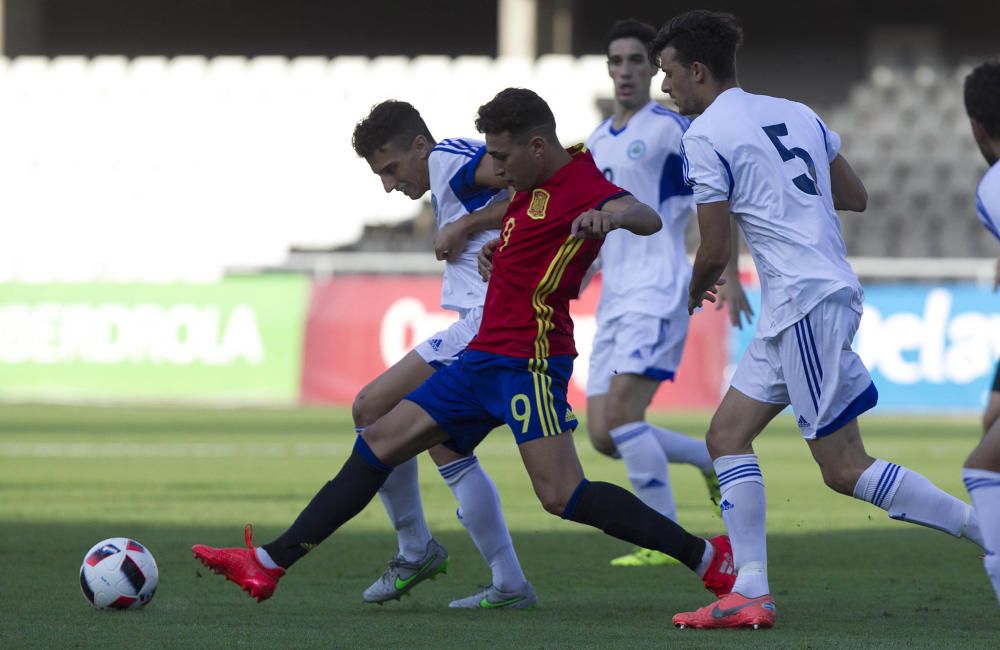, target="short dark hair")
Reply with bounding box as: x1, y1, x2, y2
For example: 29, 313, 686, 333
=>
606, 18, 657, 53
965, 59, 1000, 139
351, 100, 433, 159
475, 88, 558, 143
649, 10, 743, 82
